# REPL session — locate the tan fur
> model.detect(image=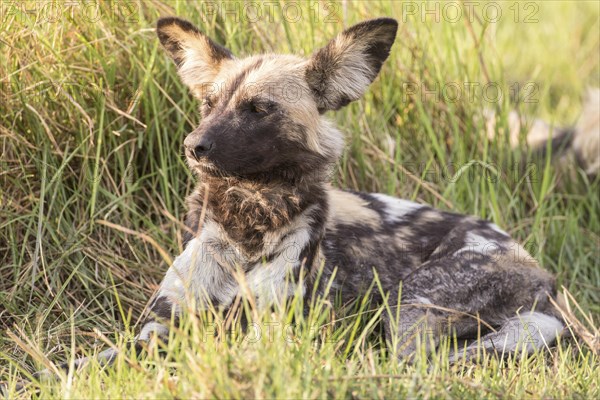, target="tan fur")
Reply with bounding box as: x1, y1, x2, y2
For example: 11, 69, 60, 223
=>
306, 23, 396, 110
190, 175, 303, 260
326, 189, 382, 229
310, 34, 375, 109
227, 55, 342, 158
159, 23, 232, 91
